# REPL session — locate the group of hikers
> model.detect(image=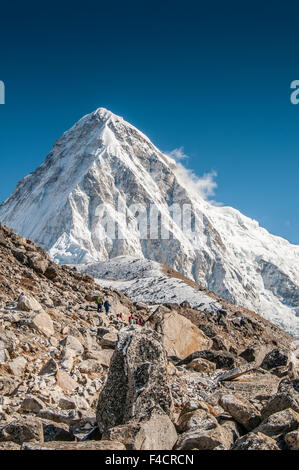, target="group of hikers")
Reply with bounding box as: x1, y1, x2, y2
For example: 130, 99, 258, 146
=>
95, 296, 144, 326
95, 296, 111, 315
129, 315, 144, 326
